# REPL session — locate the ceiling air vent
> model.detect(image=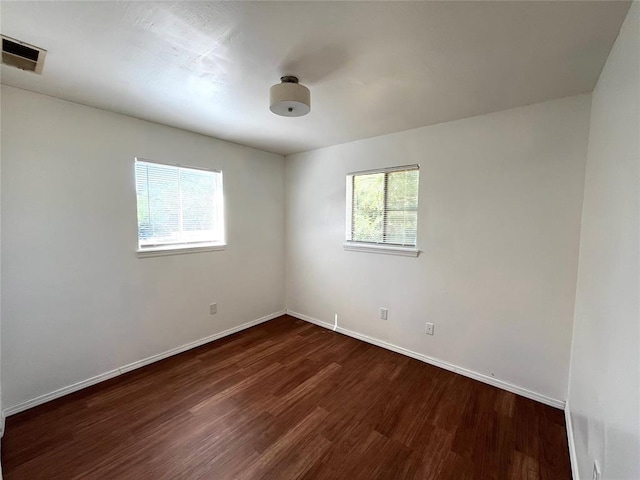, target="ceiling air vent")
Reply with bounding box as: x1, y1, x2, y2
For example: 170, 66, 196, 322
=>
1, 35, 46, 74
